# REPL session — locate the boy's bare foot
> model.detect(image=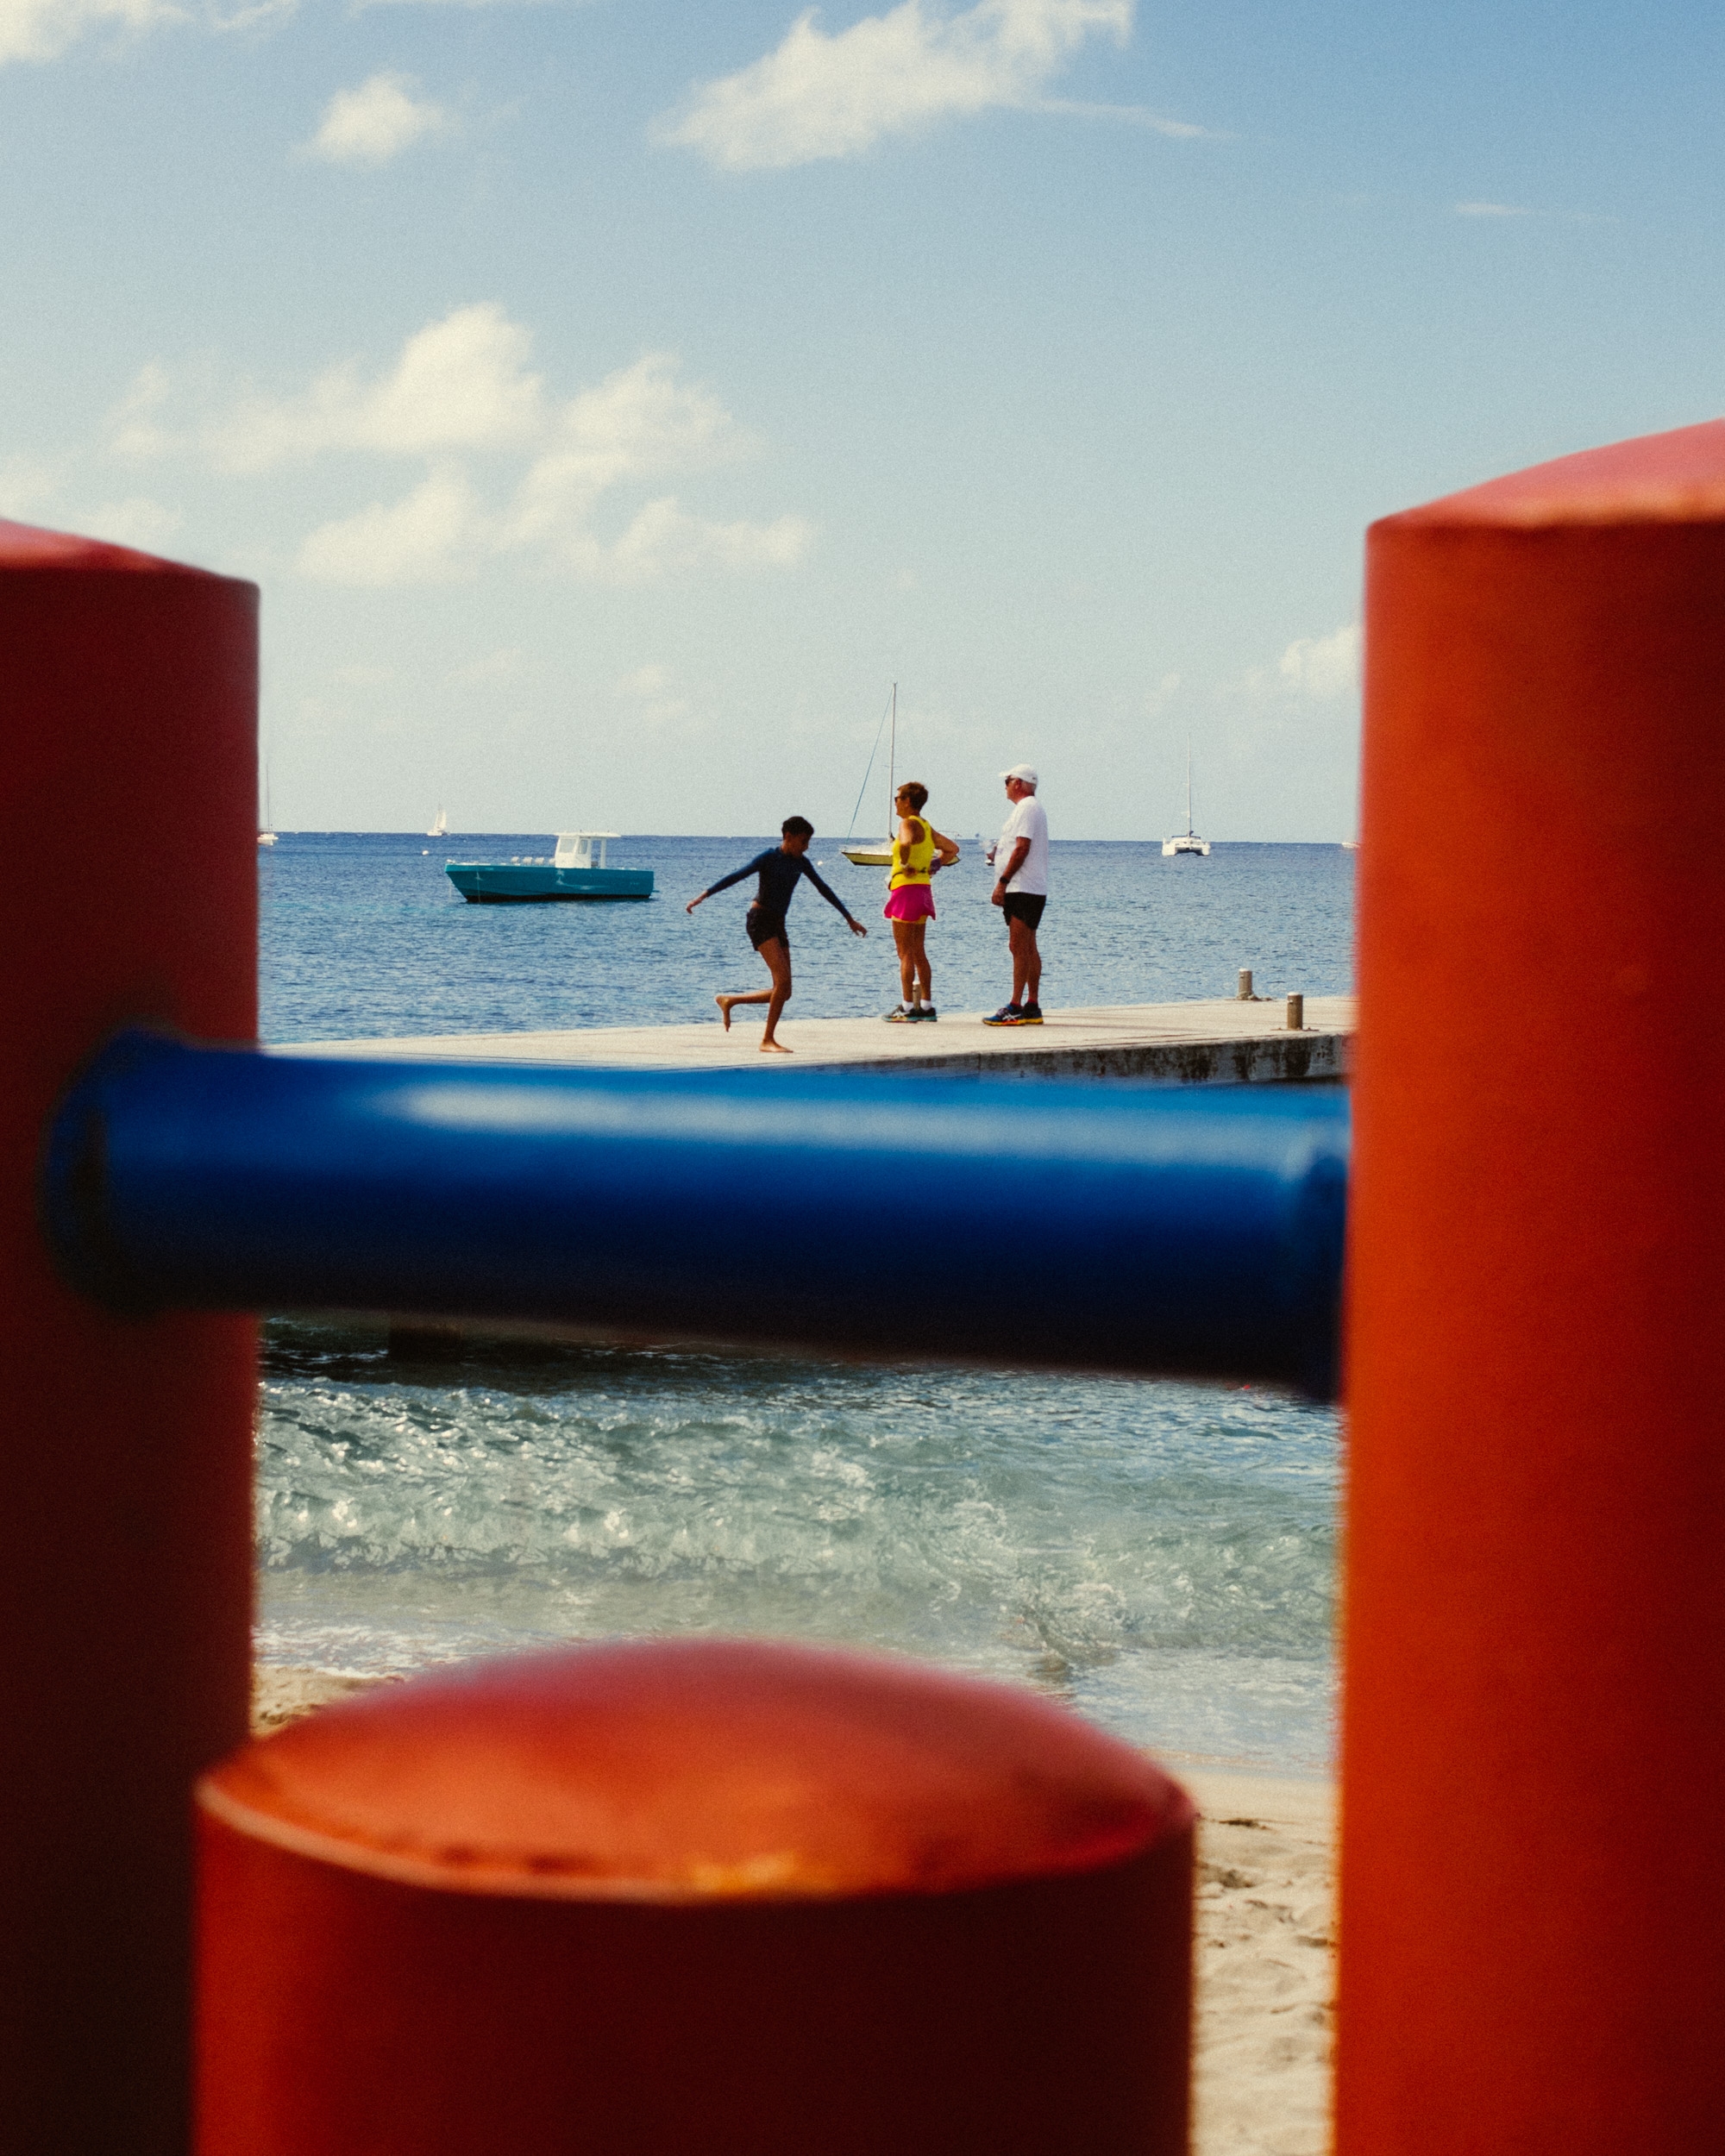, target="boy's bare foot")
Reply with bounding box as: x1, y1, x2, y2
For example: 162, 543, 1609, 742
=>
760, 1039, 793, 1054
716, 994, 735, 1031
